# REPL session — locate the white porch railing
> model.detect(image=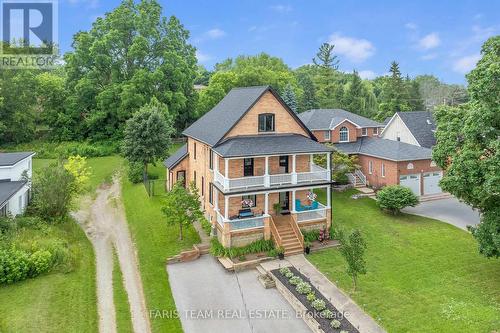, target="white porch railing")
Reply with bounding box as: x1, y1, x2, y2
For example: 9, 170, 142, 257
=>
355, 169, 367, 185
296, 203, 328, 222
346, 173, 356, 185
270, 173, 292, 186
296, 165, 330, 183
215, 164, 330, 191
215, 211, 265, 230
